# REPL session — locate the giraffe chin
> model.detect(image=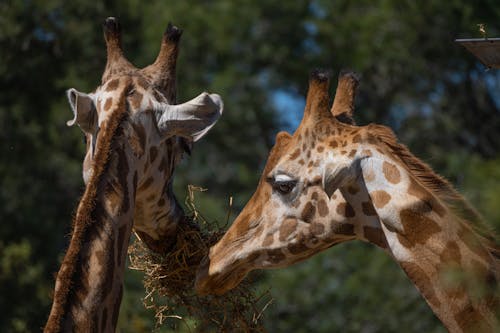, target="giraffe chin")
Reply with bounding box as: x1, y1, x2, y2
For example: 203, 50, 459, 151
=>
194, 255, 249, 296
